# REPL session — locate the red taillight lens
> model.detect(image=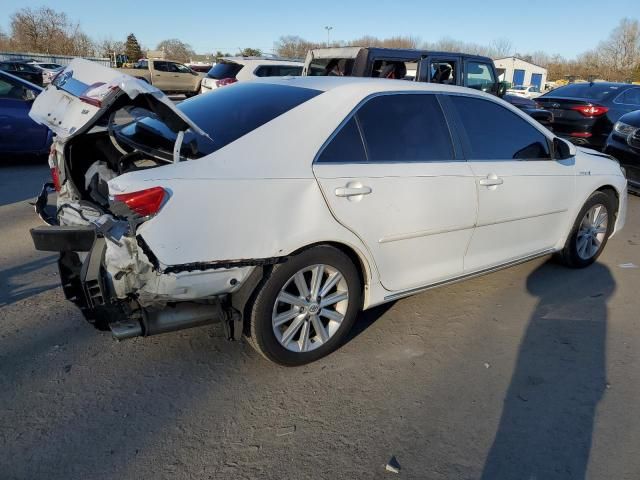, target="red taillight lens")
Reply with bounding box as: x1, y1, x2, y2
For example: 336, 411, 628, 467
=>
215, 77, 237, 87
113, 187, 167, 217
569, 132, 593, 138
571, 105, 609, 117
79, 82, 119, 108
50, 167, 61, 192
